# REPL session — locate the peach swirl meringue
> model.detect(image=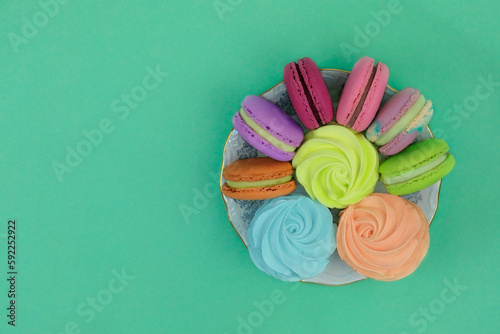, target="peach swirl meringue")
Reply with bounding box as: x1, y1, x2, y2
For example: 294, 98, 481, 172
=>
337, 193, 430, 281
